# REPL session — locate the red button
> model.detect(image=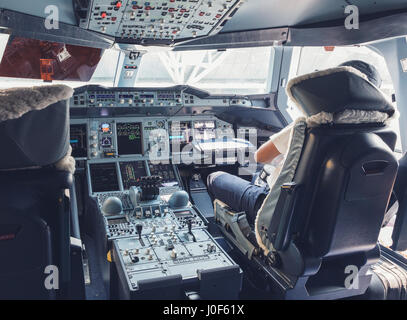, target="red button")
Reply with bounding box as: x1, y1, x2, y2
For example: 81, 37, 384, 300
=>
101, 12, 107, 18
116, 1, 122, 8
